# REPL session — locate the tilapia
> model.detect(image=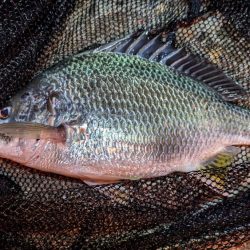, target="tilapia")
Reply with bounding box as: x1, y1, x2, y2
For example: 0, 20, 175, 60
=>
0, 32, 249, 185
